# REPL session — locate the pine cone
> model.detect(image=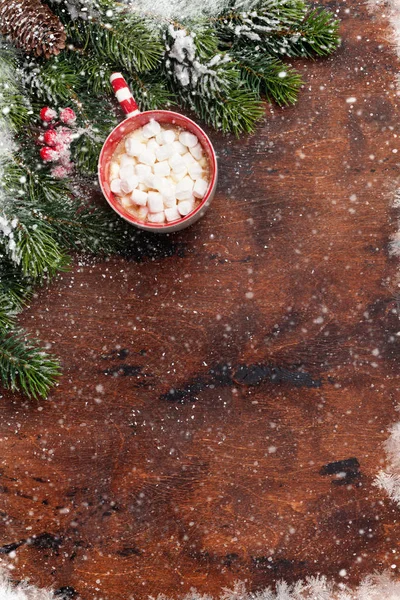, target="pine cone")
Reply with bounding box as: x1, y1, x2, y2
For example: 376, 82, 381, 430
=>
0, 0, 66, 59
